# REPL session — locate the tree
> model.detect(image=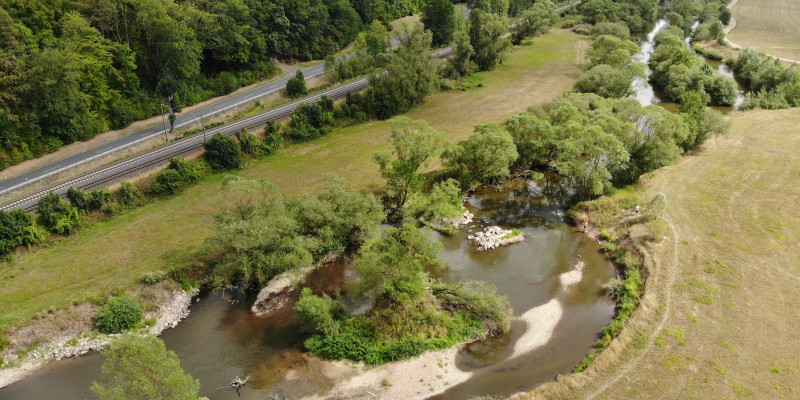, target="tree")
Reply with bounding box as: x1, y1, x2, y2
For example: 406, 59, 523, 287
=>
708, 20, 725, 44
574, 64, 635, 98
286, 70, 308, 98
405, 179, 465, 234
580, 0, 620, 23
468, 0, 509, 15
510, 1, 556, 46
449, 14, 476, 77
719, 7, 732, 25
443, 124, 518, 189
469, 10, 511, 71
374, 117, 449, 209
91, 334, 200, 400
555, 125, 628, 200
355, 224, 442, 304
203, 133, 242, 170
421, 0, 455, 47
366, 23, 439, 116
666, 11, 684, 28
